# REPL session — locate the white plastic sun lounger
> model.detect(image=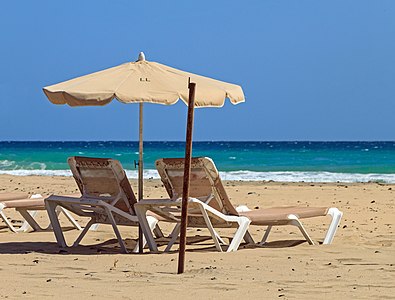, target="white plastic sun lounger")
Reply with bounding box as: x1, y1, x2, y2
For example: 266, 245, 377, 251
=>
136, 157, 343, 252
0, 192, 81, 233
134, 159, 252, 253
45, 156, 163, 253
